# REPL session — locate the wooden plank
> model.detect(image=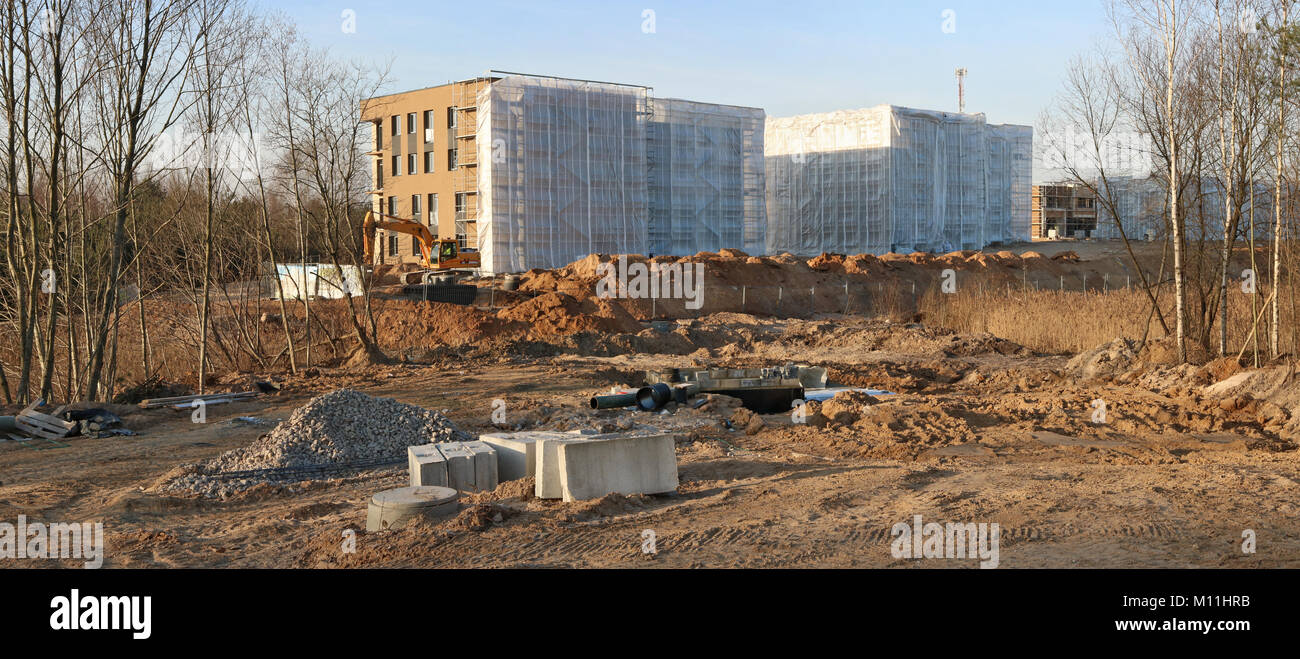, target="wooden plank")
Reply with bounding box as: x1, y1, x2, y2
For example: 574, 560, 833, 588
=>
15, 418, 67, 439
18, 409, 75, 430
